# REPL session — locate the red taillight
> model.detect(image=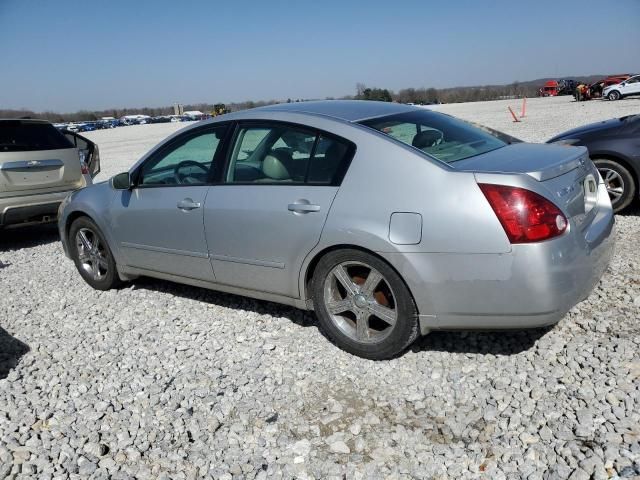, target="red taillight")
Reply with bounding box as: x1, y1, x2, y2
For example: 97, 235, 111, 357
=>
478, 183, 567, 243
78, 150, 89, 175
